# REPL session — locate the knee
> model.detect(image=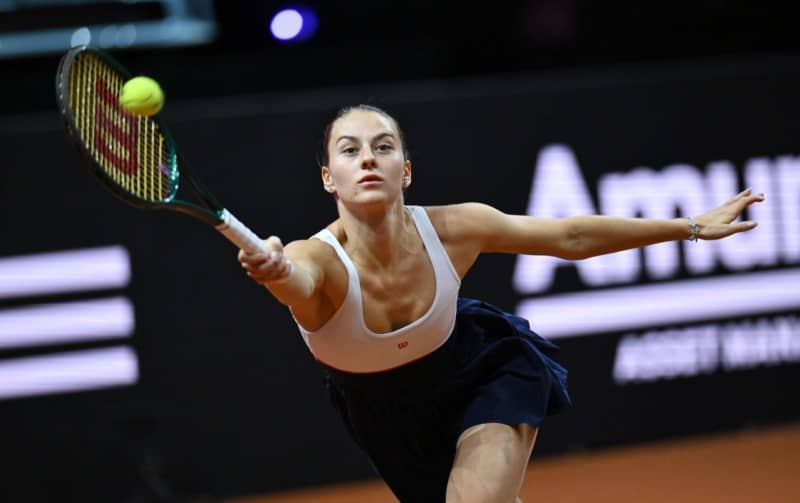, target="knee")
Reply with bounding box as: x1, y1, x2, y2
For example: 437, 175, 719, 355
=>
446, 424, 537, 503
447, 459, 521, 503
446, 467, 506, 503
446, 475, 520, 503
